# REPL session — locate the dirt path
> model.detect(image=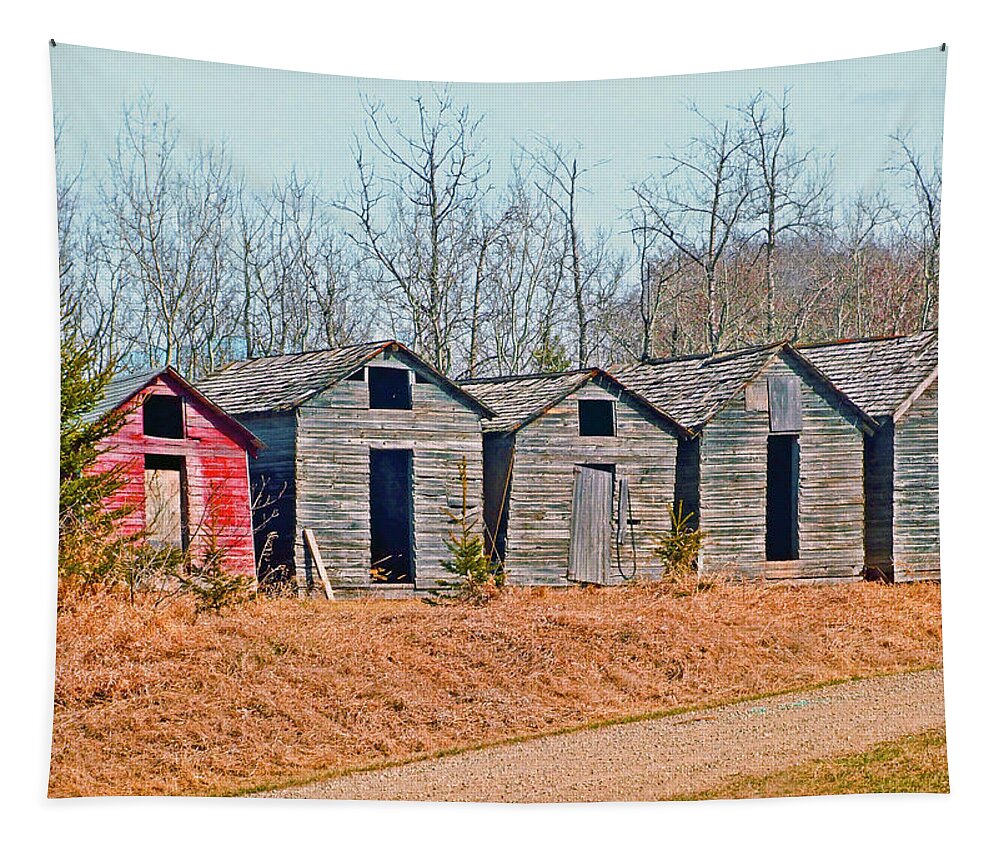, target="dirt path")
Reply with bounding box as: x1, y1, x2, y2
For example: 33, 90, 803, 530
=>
255, 668, 945, 802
